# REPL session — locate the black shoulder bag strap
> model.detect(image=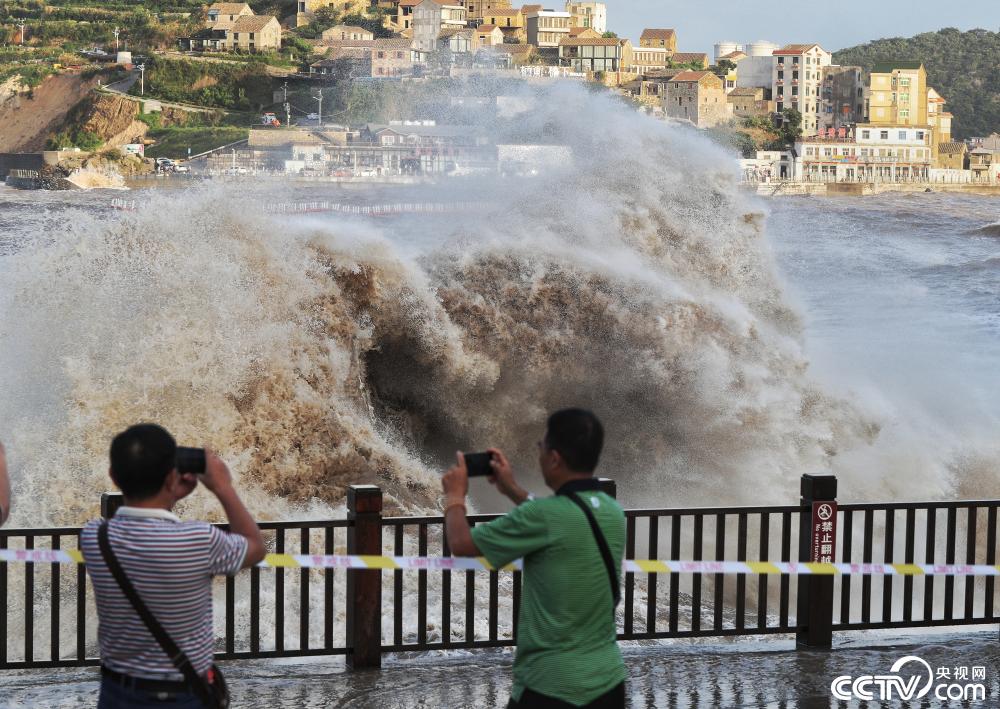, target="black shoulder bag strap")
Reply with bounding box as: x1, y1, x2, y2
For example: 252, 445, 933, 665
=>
566, 492, 621, 608
97, 521, 216, 708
